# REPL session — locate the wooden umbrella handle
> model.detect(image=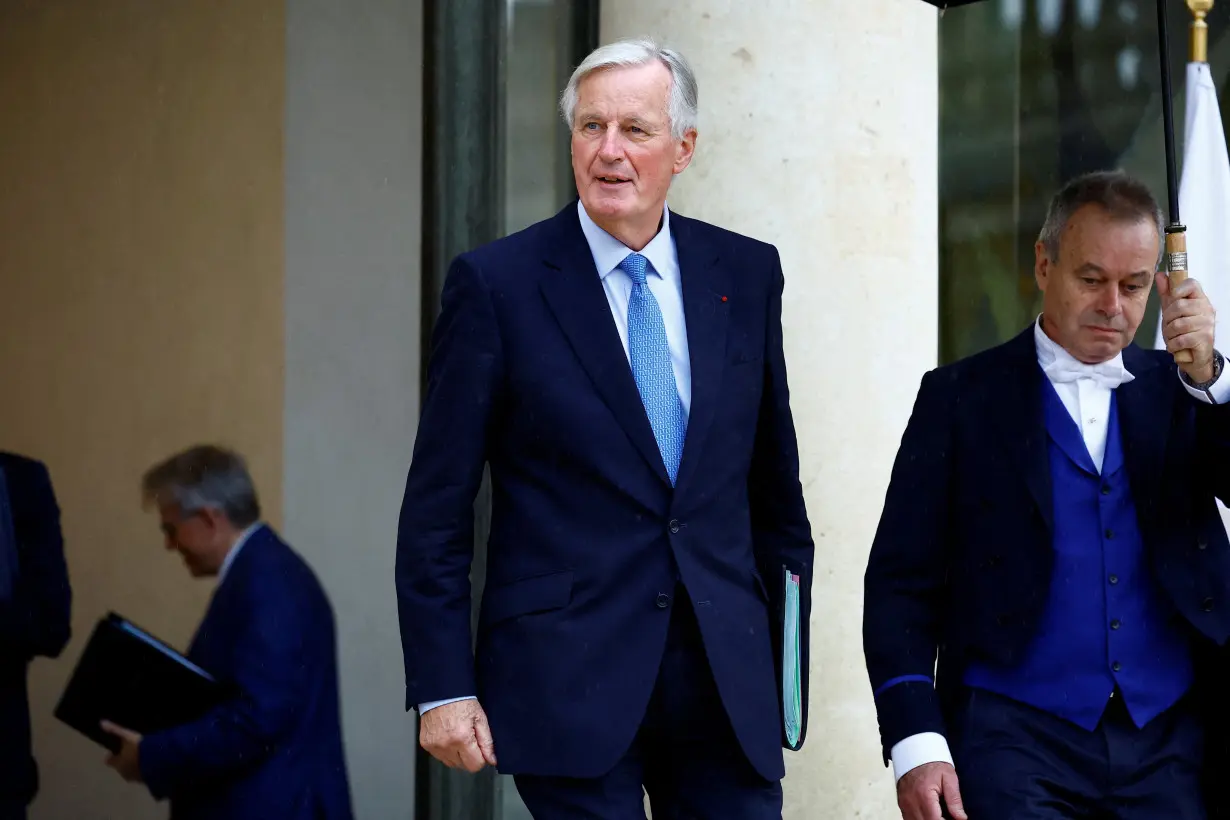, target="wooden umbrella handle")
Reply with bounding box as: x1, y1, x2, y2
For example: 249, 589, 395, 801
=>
1164, 228, 1195, 364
